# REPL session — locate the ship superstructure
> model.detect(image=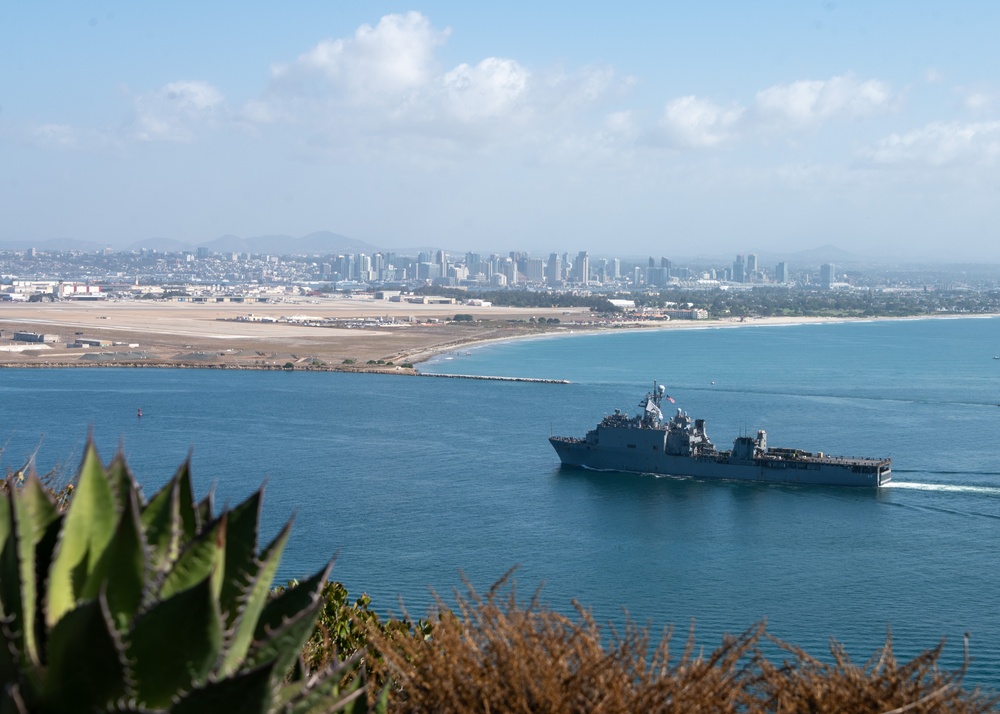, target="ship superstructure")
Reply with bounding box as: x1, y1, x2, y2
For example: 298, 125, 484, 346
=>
549, 382, 891, 487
